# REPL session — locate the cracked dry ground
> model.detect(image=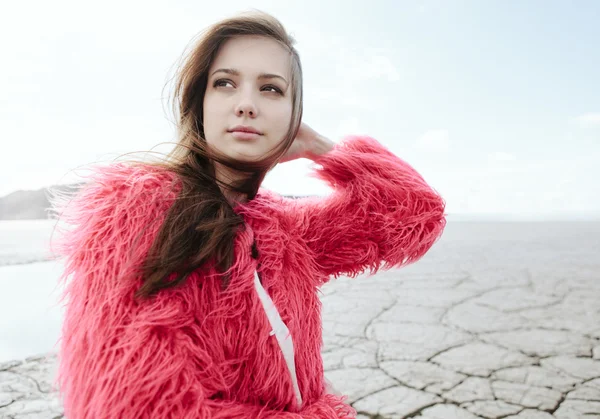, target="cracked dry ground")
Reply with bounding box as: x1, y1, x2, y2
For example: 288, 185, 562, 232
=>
2, 221, 600, 418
